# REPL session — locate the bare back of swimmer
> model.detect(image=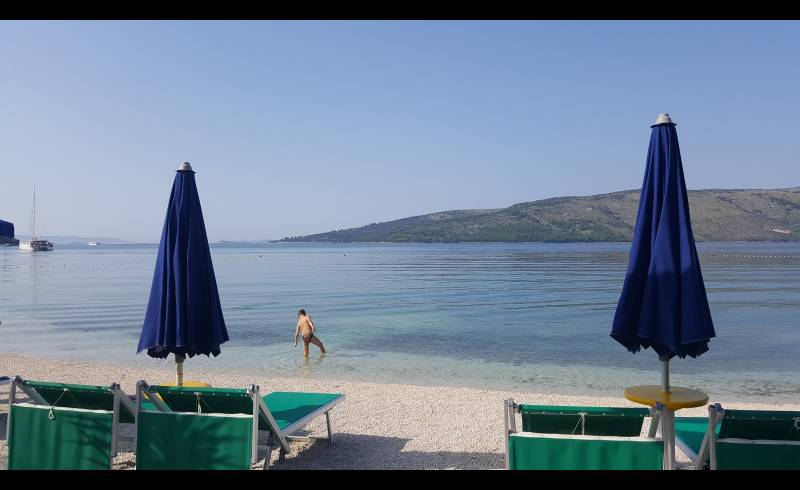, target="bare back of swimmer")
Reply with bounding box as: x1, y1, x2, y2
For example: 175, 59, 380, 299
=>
293, 309, 326, 357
